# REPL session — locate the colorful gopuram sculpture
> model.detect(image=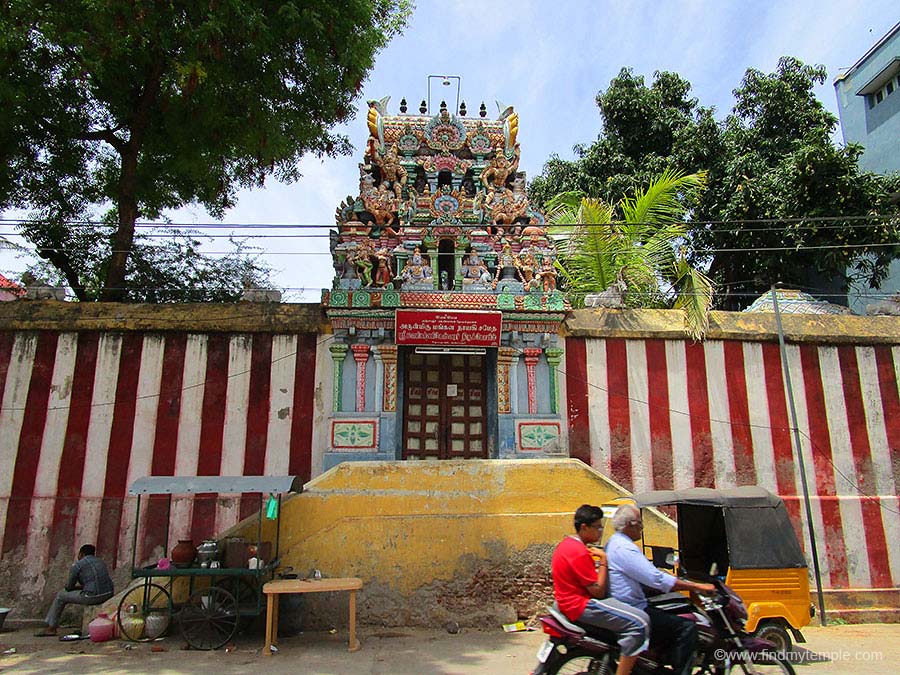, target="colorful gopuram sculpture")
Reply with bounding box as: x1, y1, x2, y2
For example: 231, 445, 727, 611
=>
326, 96, 566, 312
